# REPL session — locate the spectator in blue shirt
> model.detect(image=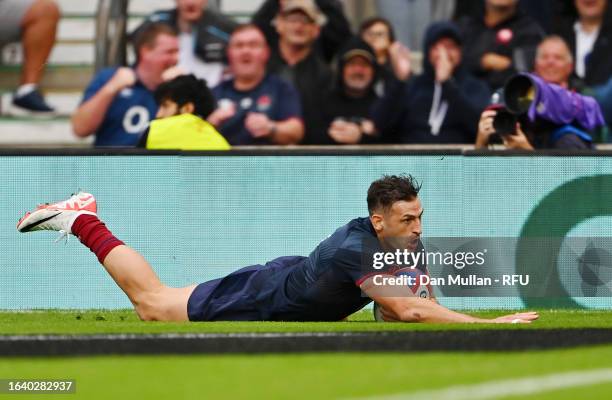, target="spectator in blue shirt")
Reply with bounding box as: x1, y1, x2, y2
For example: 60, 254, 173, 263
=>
209, 24, 304, 145
72, 23, 179, 147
